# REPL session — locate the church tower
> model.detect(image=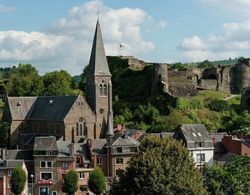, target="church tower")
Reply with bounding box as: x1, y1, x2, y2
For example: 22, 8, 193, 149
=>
86, 20, 113, 139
